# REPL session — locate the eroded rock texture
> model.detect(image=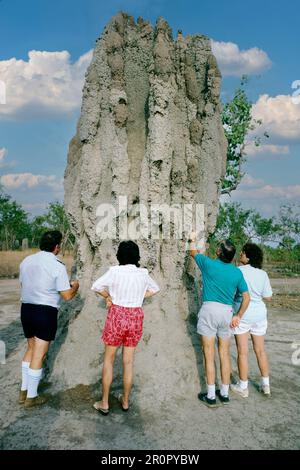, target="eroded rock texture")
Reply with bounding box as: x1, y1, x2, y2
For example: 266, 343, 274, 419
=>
51, 13, 227, 405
